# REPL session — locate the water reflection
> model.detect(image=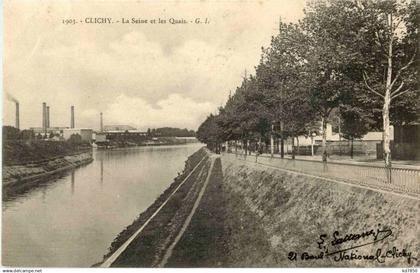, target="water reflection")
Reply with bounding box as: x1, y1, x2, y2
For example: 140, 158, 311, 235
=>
2, 170, 76, 205
71, 171, 75, 195
100, 156, 103, 186
2, 144, 203, 267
